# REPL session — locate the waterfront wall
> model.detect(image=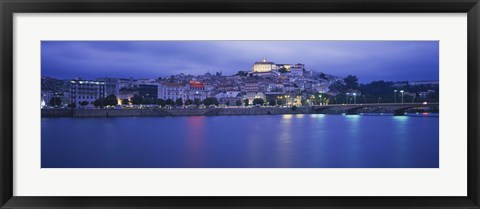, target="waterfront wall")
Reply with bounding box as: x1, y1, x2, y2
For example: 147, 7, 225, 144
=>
41, 109, 74, 117
41, 107, 311, 118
